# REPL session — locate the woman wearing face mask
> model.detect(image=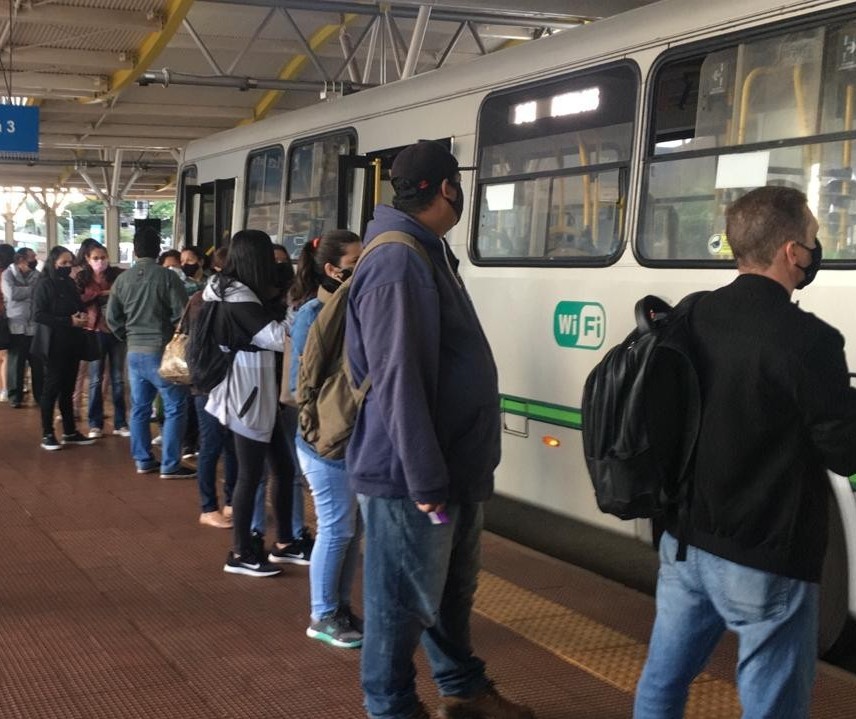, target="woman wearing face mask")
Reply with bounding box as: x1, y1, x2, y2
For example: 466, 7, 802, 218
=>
180, 246, 208, 295
33, 246, 95, 451
288, 230, 364, 649
76, 239, 127, 439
